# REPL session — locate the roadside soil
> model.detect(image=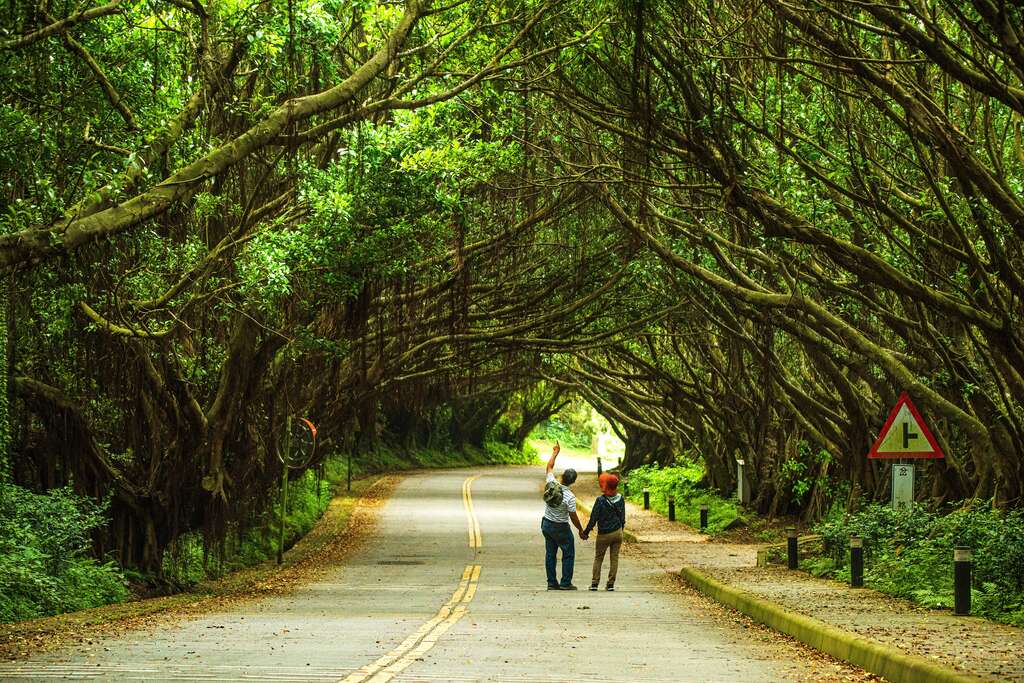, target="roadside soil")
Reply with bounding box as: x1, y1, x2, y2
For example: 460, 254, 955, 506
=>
0, 475, 399, 662
574, 476, 1024, 682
